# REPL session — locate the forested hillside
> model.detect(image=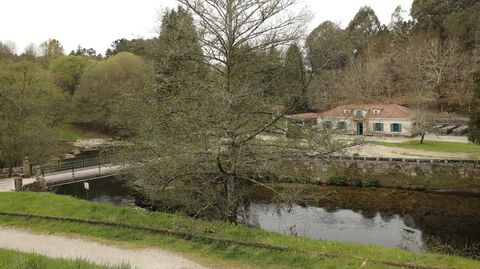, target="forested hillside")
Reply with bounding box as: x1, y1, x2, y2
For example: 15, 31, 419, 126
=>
1, 0, 479, 169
